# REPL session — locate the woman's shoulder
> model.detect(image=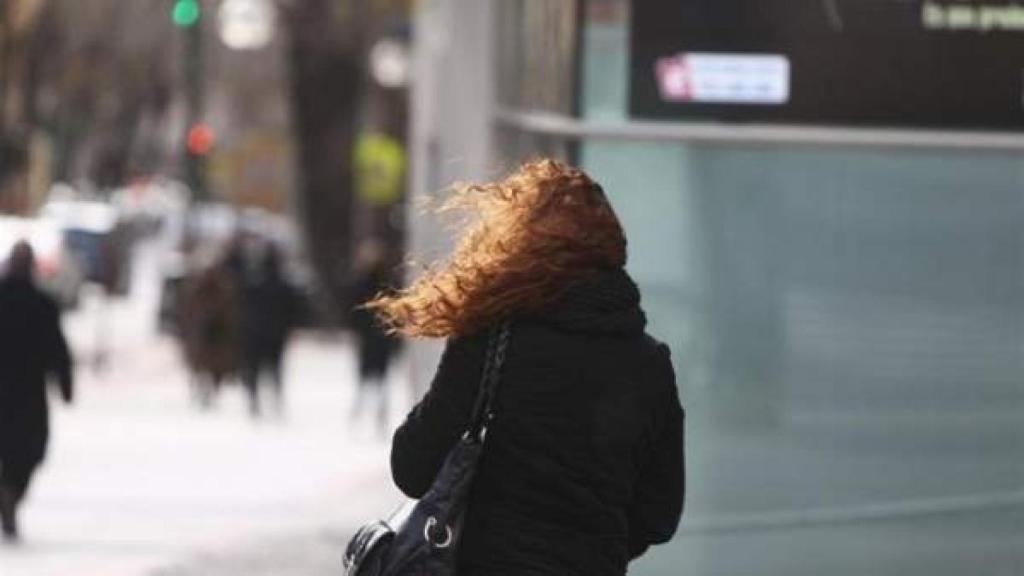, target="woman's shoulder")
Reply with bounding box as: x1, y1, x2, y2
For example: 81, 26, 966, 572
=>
445, 325, 495, 352
641, 333, 674, 372
634, 333, 680, 408
437, 325, 496, 373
